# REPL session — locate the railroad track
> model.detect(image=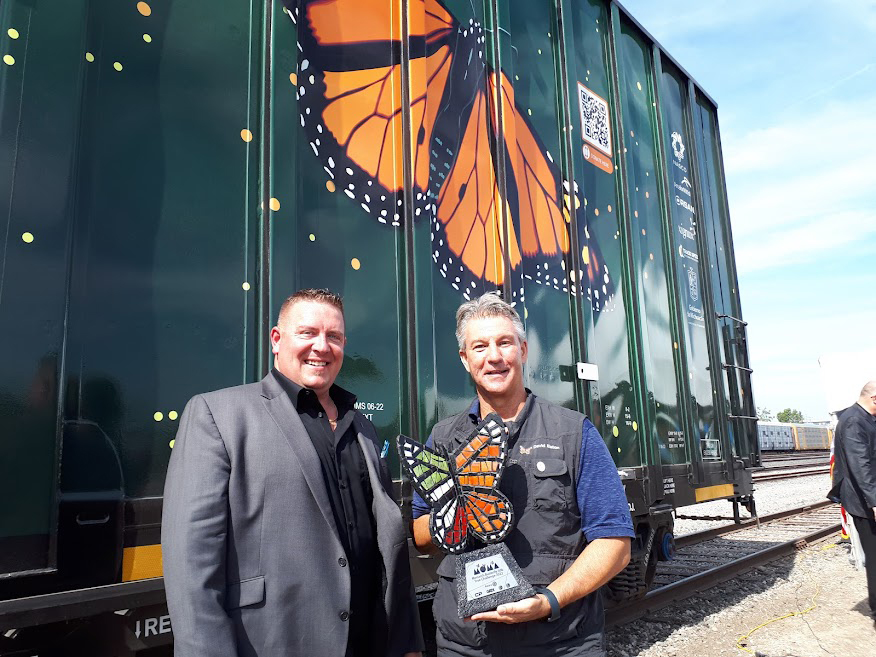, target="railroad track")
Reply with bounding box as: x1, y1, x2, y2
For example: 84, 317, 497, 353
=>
606, 501, 841, 627
752, 465, 831, 481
